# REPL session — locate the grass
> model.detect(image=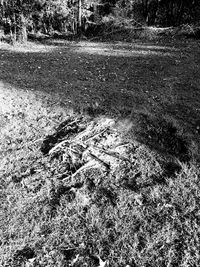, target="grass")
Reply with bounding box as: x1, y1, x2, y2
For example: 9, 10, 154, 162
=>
0, 37, 200, 266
